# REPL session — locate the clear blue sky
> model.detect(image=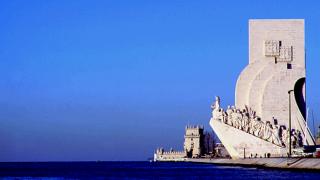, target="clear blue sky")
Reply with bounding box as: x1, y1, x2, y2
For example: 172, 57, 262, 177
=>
0, 0, 320, 161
